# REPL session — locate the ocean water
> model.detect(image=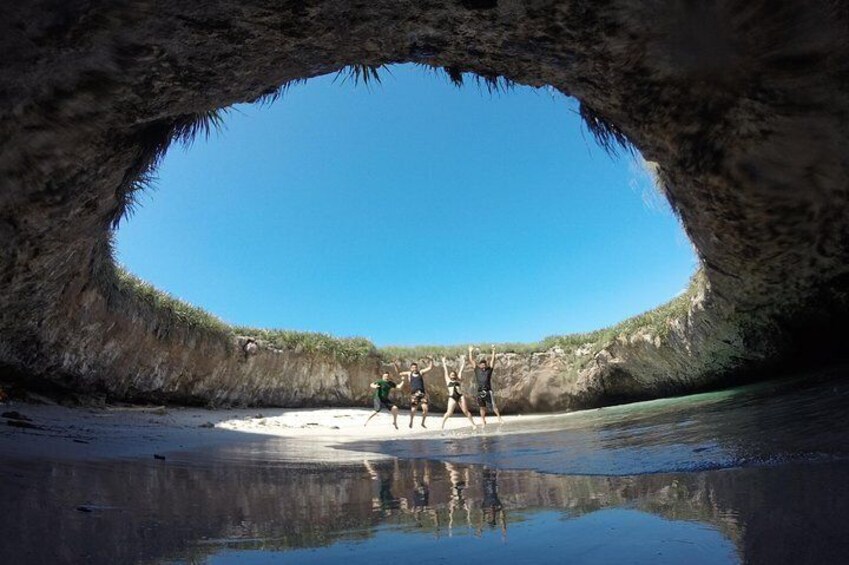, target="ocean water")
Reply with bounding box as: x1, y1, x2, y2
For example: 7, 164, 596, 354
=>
352, 374, 849, 474
4, 373, 849, 564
